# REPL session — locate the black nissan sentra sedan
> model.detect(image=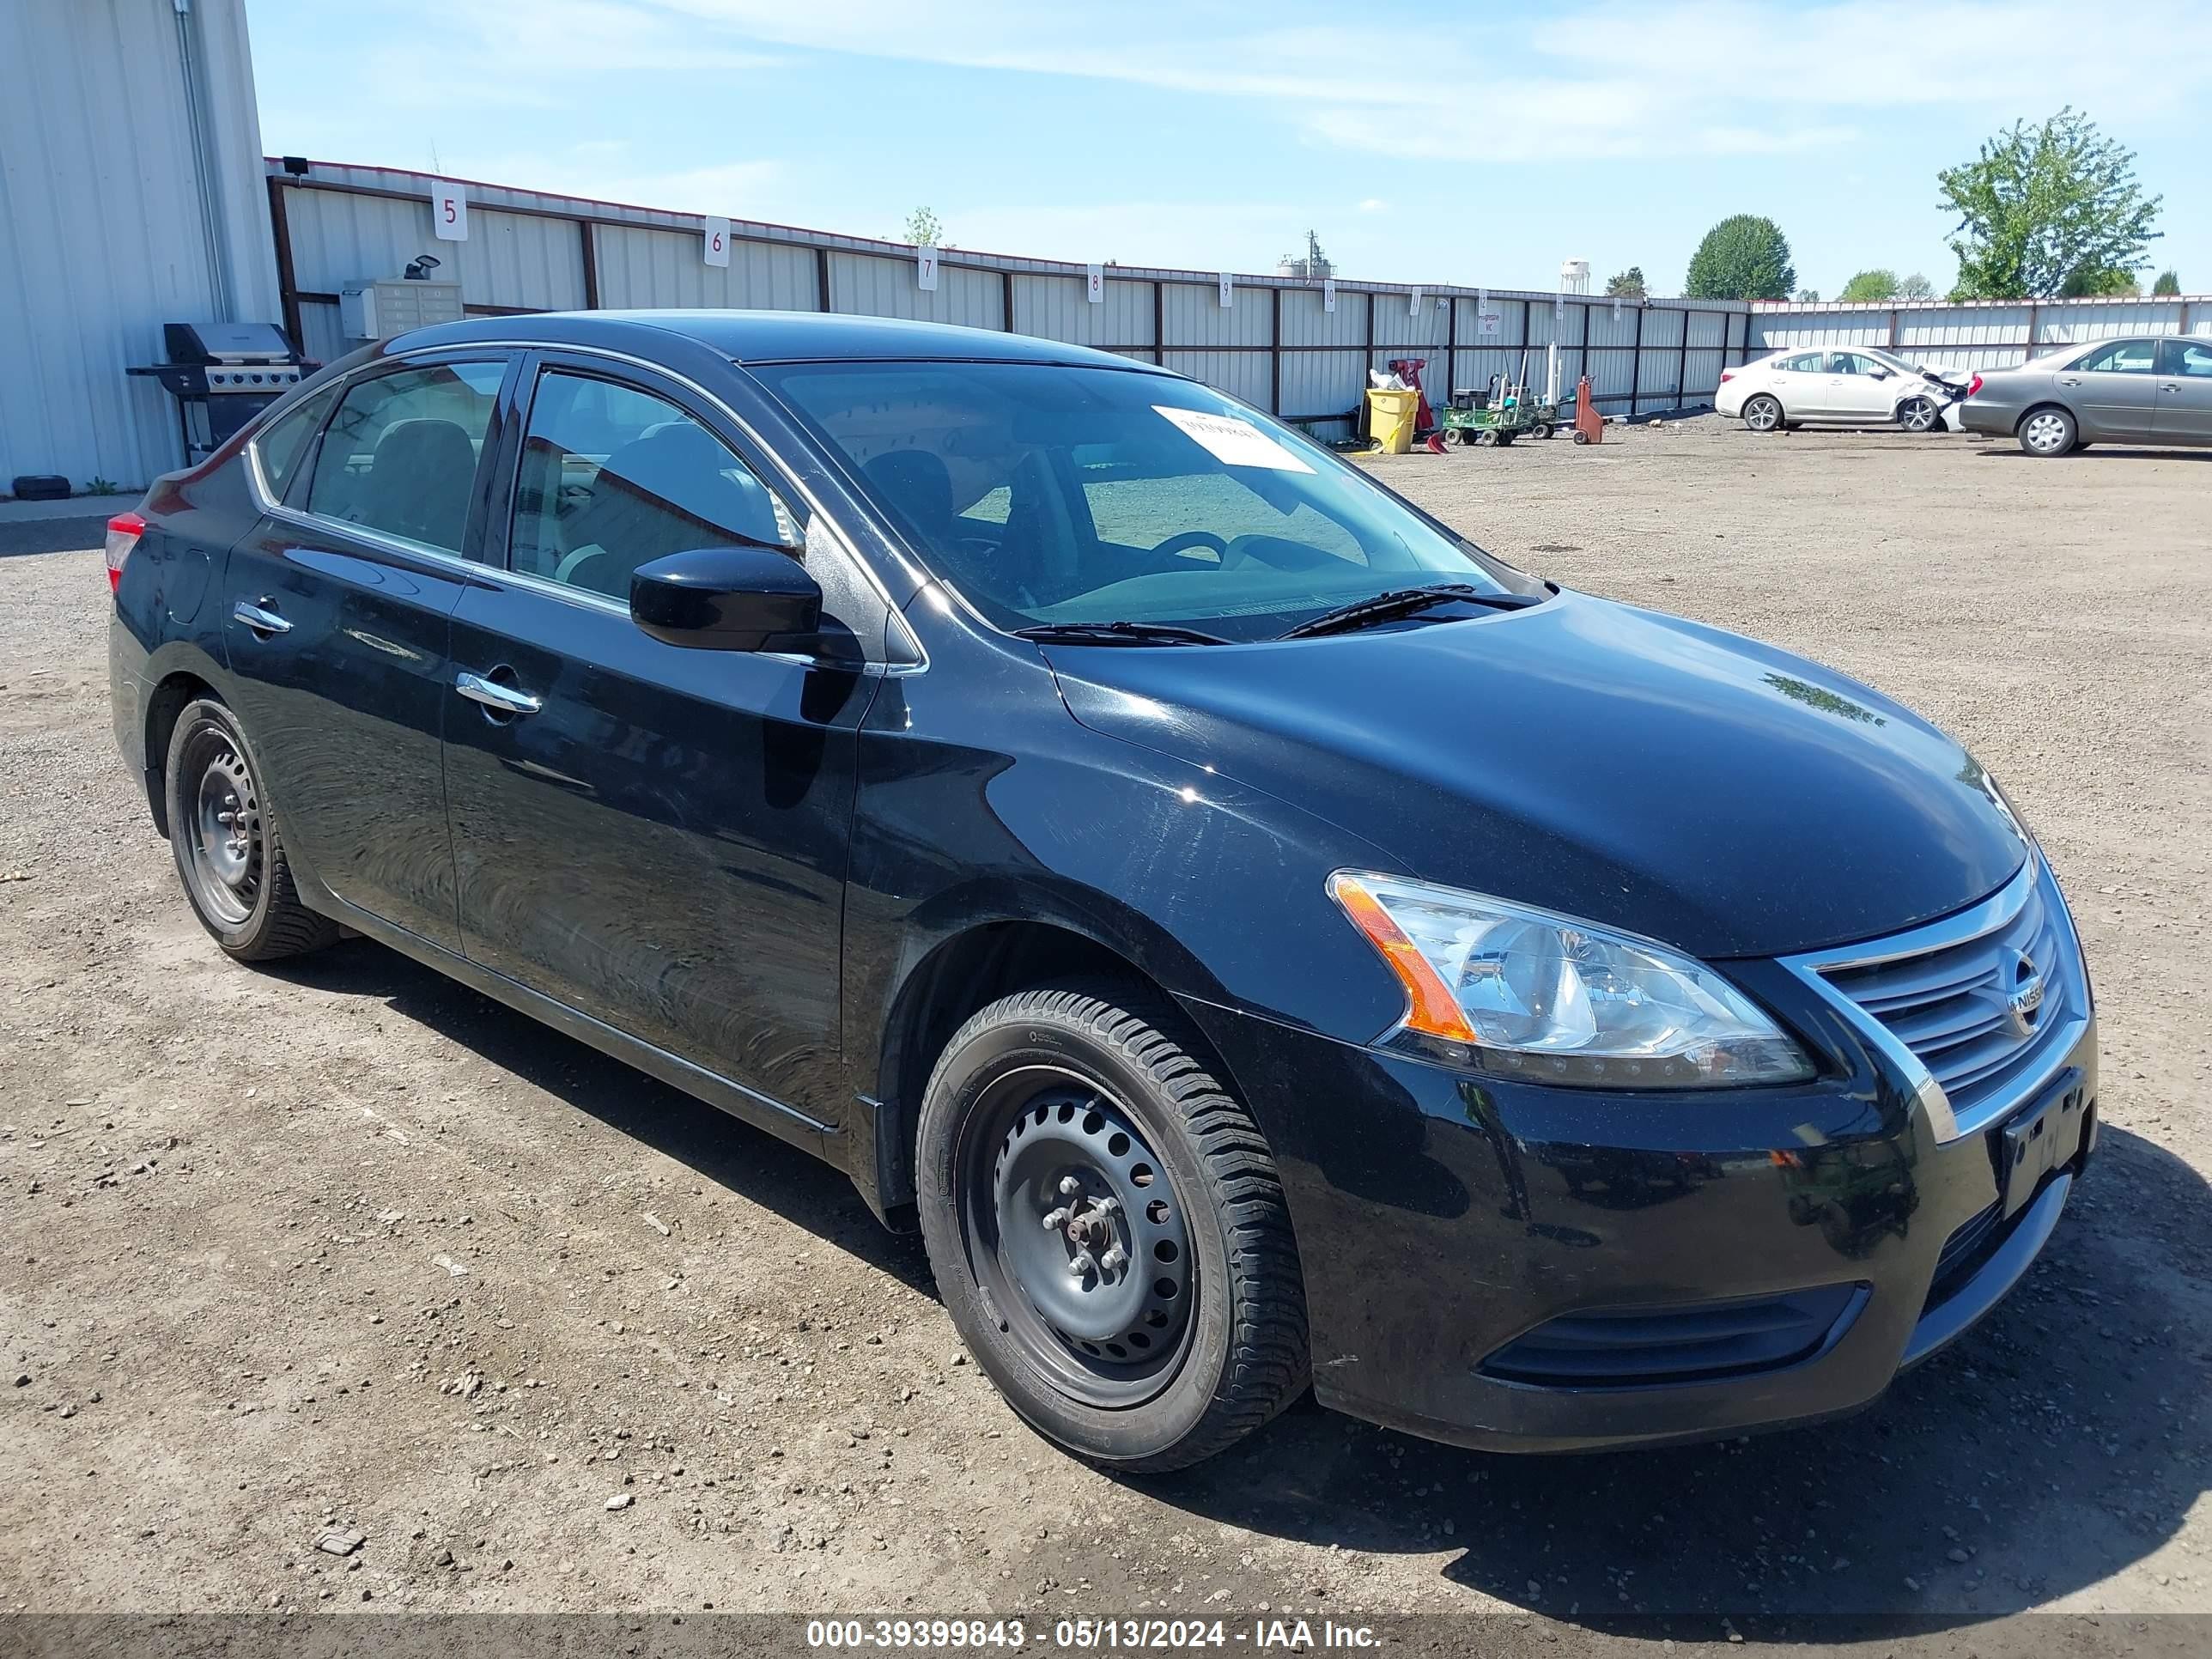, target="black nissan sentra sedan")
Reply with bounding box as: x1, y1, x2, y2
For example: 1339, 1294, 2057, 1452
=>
107, 311, 2096, 1470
